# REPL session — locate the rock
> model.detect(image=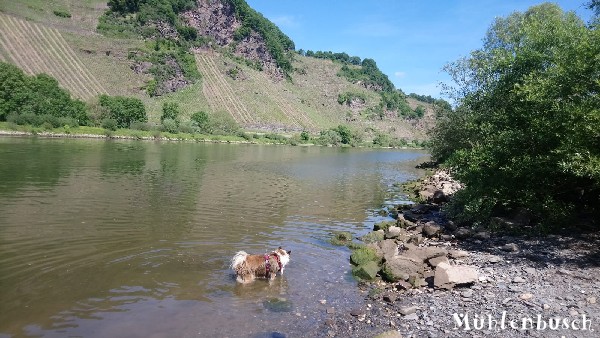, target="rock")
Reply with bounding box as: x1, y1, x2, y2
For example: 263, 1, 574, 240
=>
501, 243, 519, 252
399, 306, 418, 316
473, 231, 491, 240
411, 204, 432, 214
543, 304, 551, 310
488, 255, 502, 263
403, 245, 447, 264
403, 313, 419, 321
440, 234, 453, 241
386, 226, 403, 239
444, 220, 458, 231
427, 255, 449, 267
383, 293, 398, 303
352, 261, 380, 280
461, 289, 474, 298
523, 267, 536, 275
422, 223, 442, 237
453, 228, 471, 240
368, 239, 397, 261
431, 190, 448, 204
350, 308, 365, 317
402, 211, 419, 223
448, 250, 469, 259
434, 262, 478, 289
519, 293, 533, 300
374, 331, 403, 338
397, 214, 416, 228
408, 273, 427, 288
569, 309, 579, 316
587, 296, 597, 304
319, 299, 327, 305
396, 280, 412, 291
407, 234, 423, 245
326, 307, 335, 314
513, 276, 526, 283
382, 256, 424, 282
